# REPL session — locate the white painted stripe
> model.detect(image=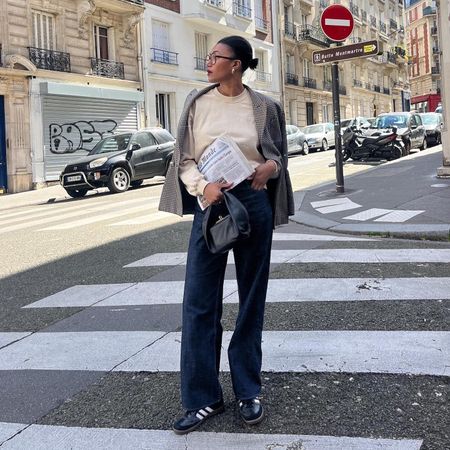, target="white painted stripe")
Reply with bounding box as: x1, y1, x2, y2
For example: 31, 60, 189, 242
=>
0, 331, 164, 371
125, 249, 450, 267
0, 333, 31, 349
1, 331, 448, 376
272, 233, 374, 241
0, 423, 28, 444
343, 208, 393, 221
374, 210, 425, 223
310, 198, 353, 208
23, 277, 450, 308
324, 18, 351, 27
315, 201, 361, 214
39, 201, 160, 231
0, 198, 149, 234
110, 211, 190, 226
0, 423, 423, 450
